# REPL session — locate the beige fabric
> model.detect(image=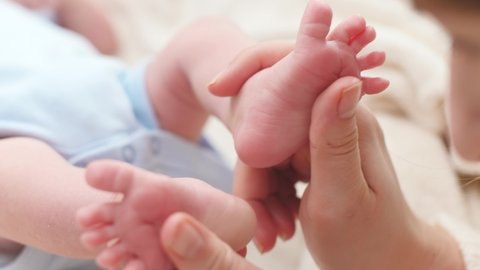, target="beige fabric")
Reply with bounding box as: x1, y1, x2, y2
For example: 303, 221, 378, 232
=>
98, 0, 480, 268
